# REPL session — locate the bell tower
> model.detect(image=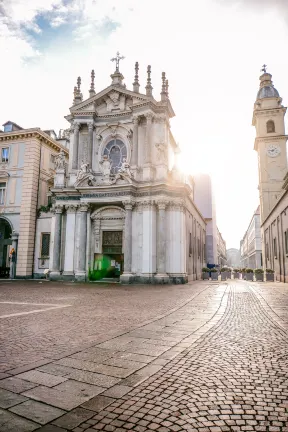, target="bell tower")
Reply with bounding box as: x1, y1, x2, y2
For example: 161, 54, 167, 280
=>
253, 66, 288, 222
